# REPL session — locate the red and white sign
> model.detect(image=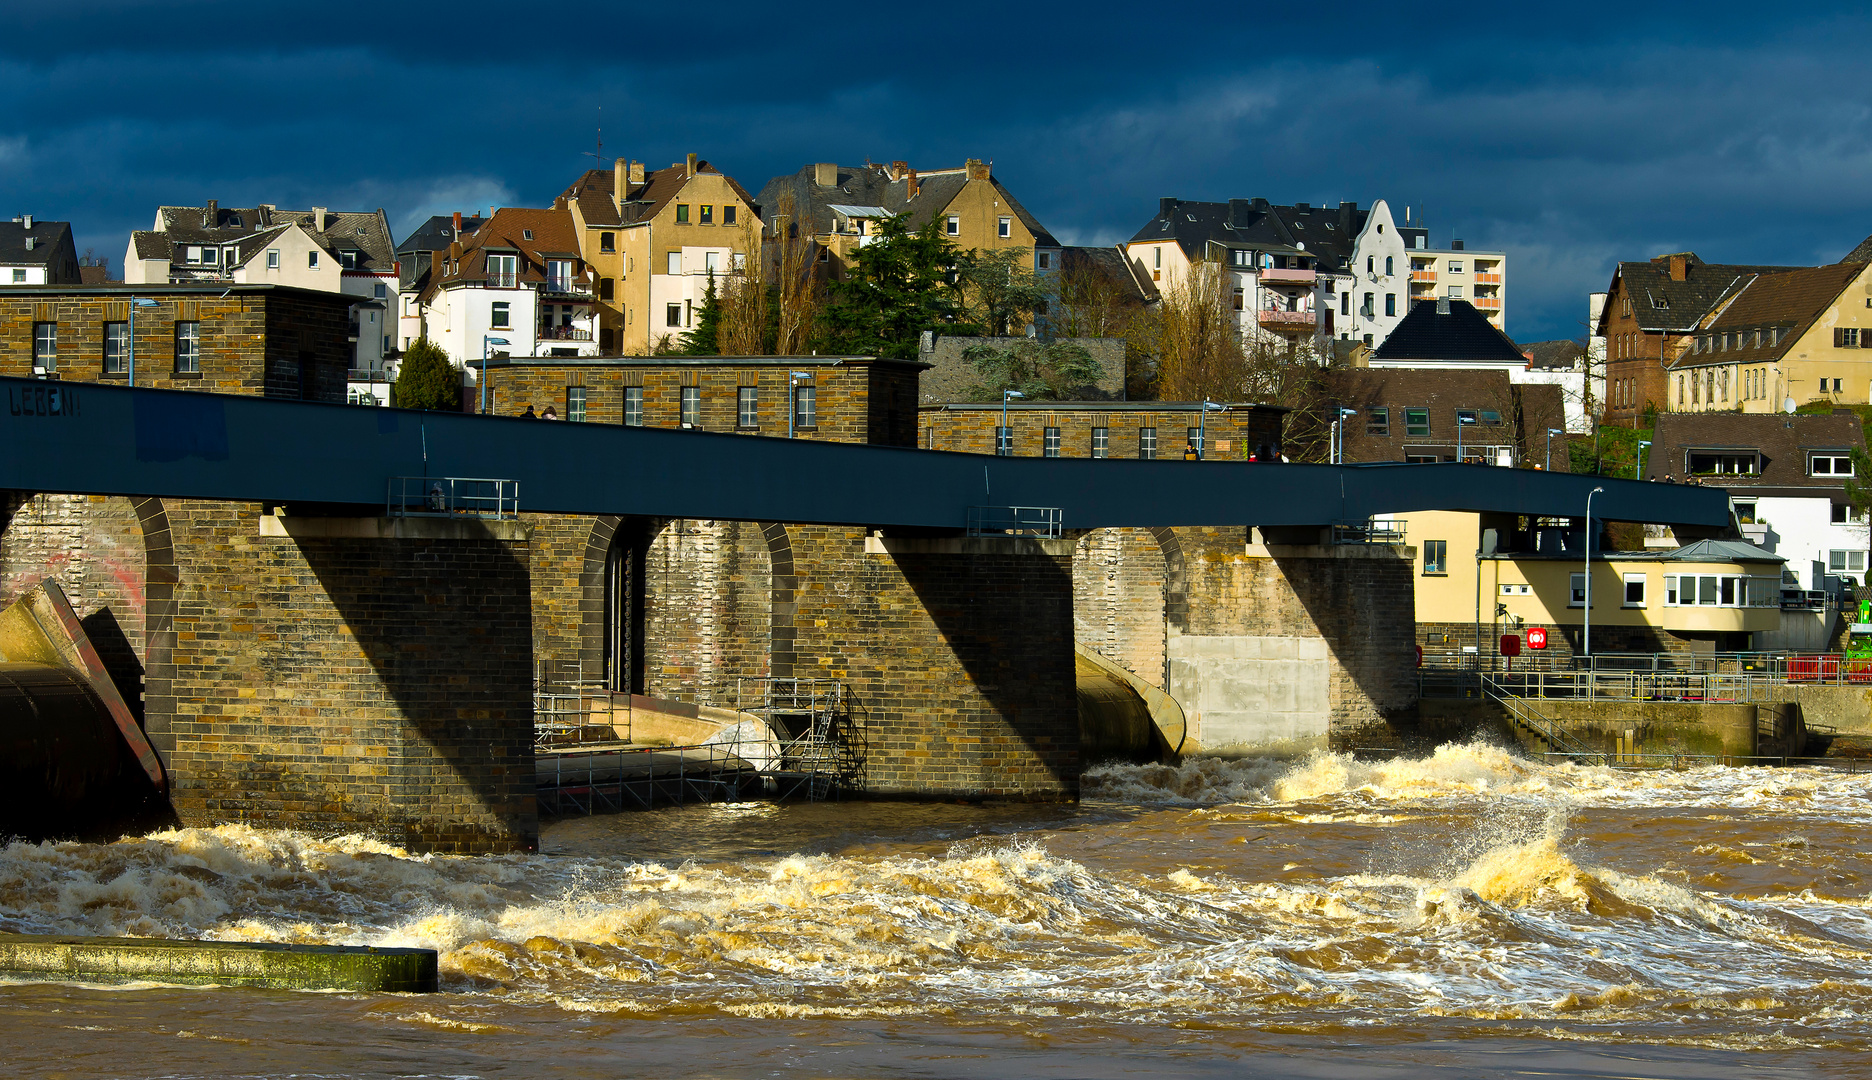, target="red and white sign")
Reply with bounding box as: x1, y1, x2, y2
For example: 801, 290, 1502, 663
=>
1526, 627, 1549, 650
1500, 634, 1521, 658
